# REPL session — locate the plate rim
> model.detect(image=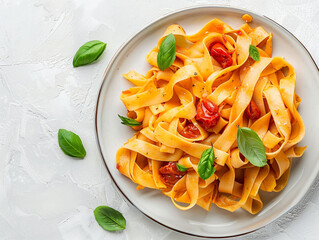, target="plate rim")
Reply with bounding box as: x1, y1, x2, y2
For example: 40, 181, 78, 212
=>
94, 5, 319, 238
